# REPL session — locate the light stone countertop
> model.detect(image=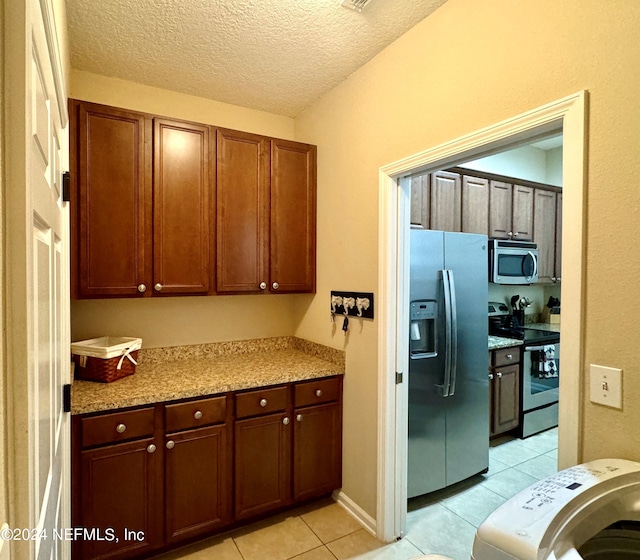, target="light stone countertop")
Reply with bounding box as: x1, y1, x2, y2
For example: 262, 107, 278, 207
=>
488, 336, 524, 351
71, 337, 345, 415
526, 322, 561, 333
